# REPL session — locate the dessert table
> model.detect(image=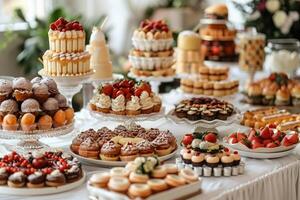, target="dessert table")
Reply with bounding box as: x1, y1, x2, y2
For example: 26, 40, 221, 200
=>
0, 96, 300, 200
